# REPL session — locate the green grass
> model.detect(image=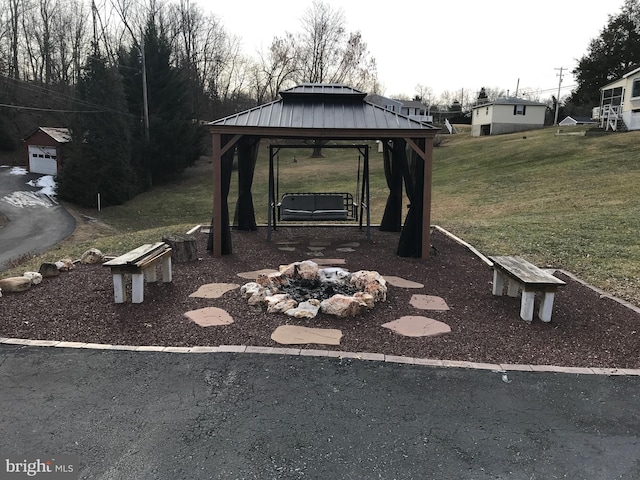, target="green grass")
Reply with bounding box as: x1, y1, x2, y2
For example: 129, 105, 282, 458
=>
4, 129, 640, 305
